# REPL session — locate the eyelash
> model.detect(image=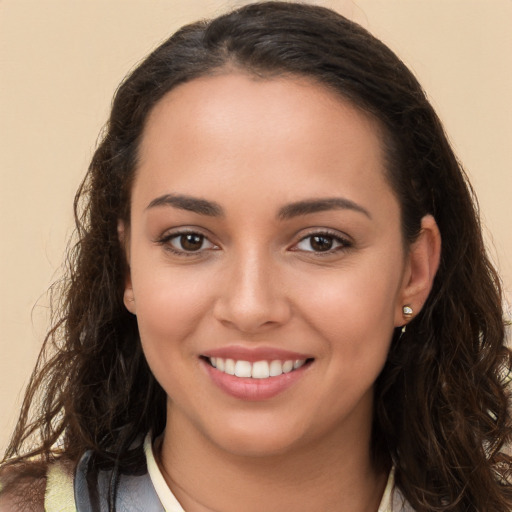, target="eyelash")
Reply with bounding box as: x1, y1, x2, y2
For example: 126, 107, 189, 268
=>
292, 230, 353, 255
155, 229, 352, 257
155, 230, 217, 257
